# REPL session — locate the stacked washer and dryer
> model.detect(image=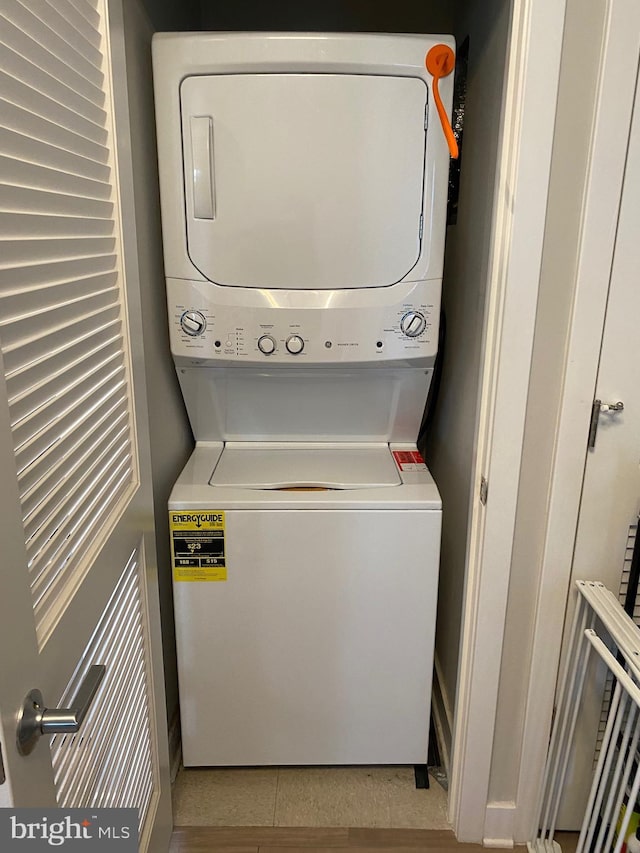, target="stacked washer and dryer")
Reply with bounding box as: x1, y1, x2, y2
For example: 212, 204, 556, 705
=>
153, 32, 454, 768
